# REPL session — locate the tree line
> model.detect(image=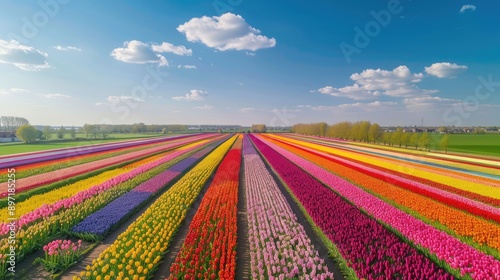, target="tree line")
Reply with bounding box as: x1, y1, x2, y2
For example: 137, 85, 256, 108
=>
291, 121, 450, 152
0, 116, 29, 131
